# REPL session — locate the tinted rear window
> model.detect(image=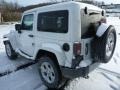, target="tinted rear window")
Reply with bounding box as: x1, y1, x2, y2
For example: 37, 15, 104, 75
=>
37, 10, 68, 33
